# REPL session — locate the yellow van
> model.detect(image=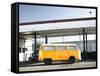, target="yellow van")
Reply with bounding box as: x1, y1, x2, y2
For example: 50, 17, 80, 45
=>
38, 44, 81, 64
